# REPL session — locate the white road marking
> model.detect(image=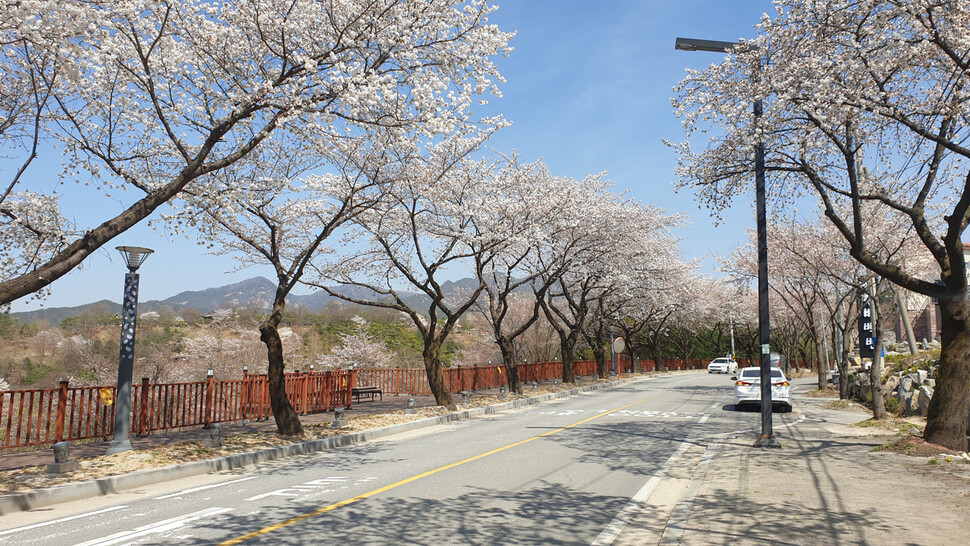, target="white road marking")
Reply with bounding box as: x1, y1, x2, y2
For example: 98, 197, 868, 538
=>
698, 413, 710, 424
659, 442, 718, 544
591, 440, 693, 545
74, 506, 233, 546
243, 476, 376, 501
154, 476, 257, 499
0, 506, 128, 537
532, 409, 705, 419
